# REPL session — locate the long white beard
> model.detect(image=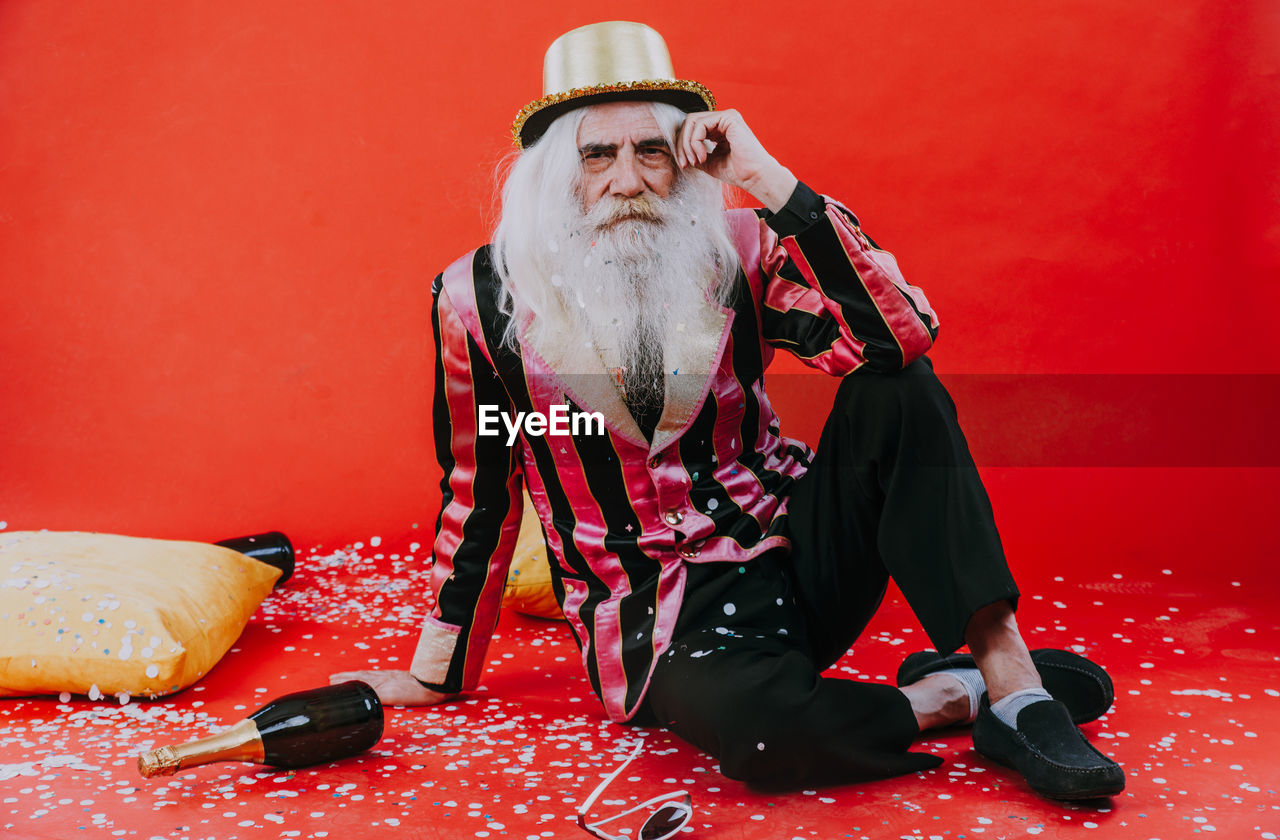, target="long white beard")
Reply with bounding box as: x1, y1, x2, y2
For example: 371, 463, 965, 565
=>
539, 183, 729, 411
